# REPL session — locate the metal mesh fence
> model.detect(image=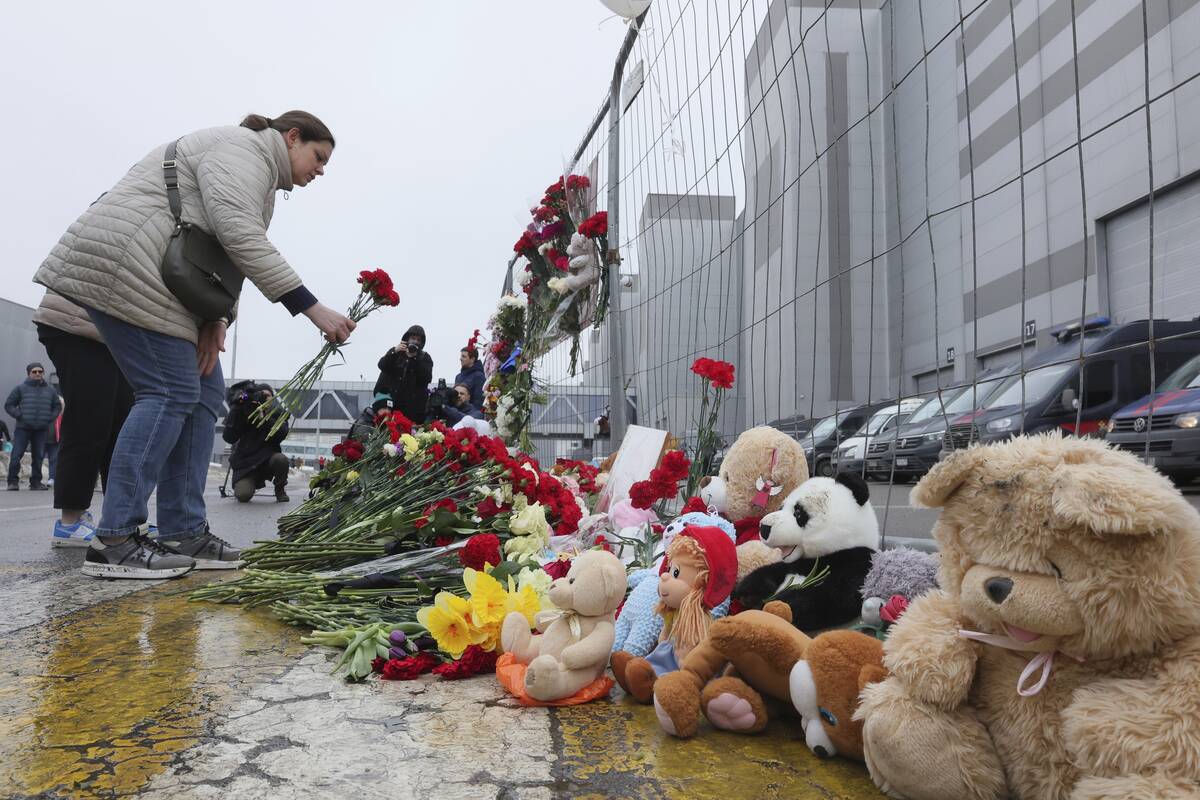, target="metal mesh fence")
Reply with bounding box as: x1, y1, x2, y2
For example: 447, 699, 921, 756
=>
519, 0, 1200, 542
